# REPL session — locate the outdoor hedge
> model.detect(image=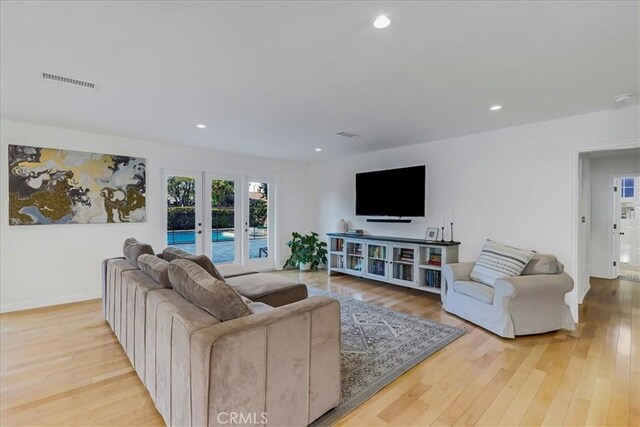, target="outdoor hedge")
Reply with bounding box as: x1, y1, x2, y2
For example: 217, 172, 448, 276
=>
167, 207, 235, 230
